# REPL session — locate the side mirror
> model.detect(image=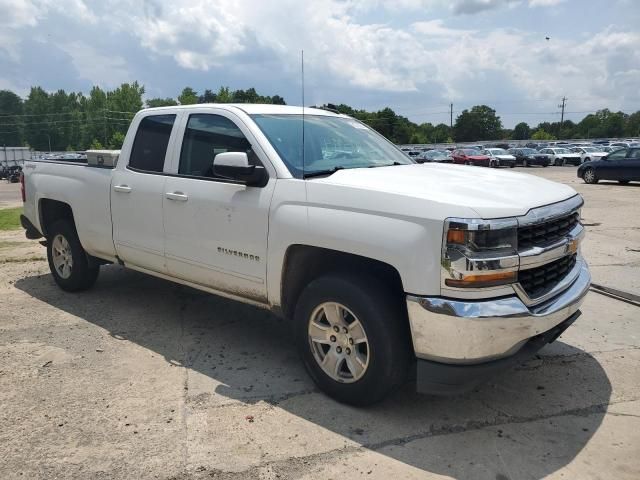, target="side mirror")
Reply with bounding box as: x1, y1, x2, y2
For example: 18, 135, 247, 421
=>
213, 152, 267, 187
